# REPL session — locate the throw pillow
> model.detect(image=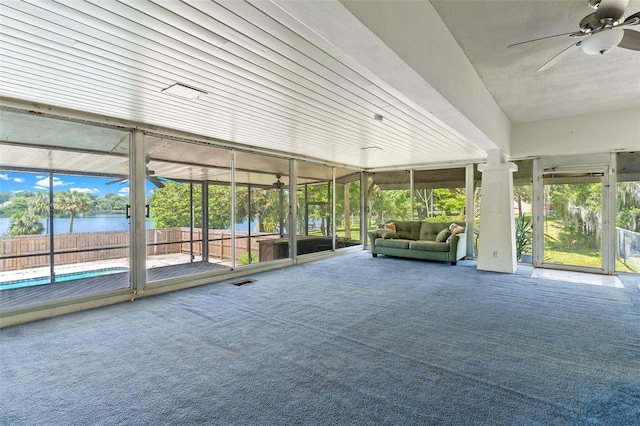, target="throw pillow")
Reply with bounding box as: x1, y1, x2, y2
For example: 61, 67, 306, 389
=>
382, 231, 399, 239
377, 229, 391, 238
436, 229, 451, 242
446, 224, 464, 242
384, 222, 396, 232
